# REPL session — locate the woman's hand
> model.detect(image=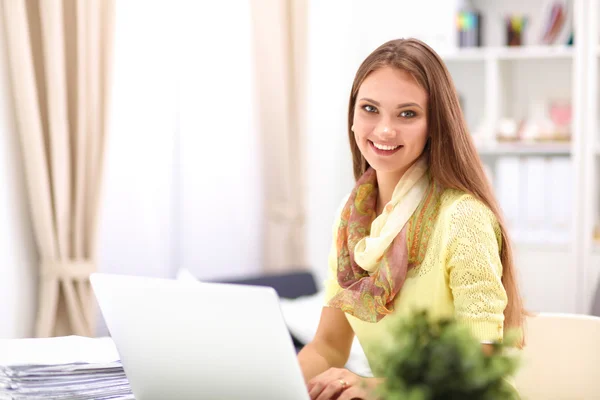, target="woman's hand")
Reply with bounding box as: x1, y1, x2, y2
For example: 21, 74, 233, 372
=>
307, 367, 380, 400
